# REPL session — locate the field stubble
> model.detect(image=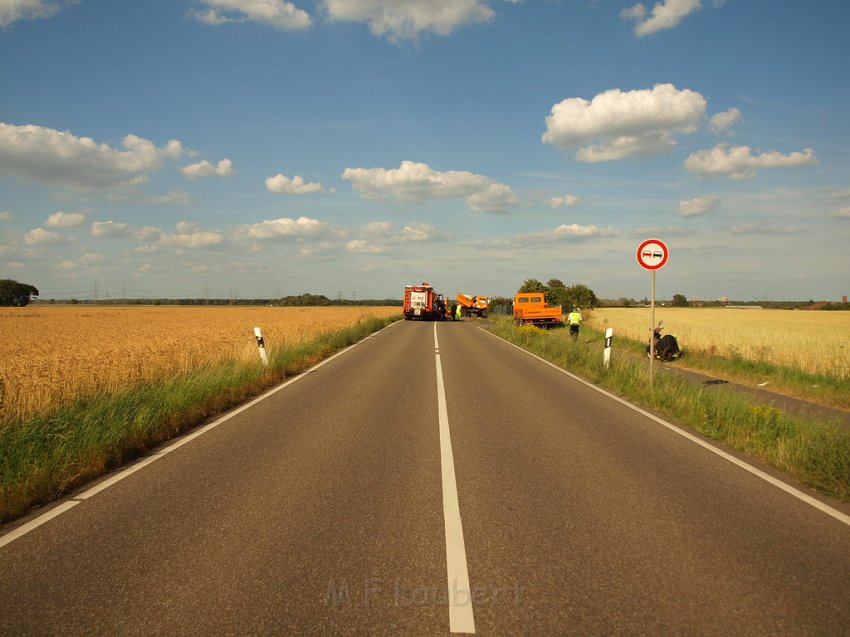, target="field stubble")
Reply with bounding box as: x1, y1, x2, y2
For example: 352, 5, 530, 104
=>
0, 305, 400, 423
